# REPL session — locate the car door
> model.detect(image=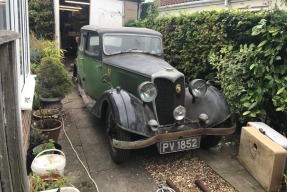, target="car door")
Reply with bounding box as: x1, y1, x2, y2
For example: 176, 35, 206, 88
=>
76, 31, 88, 91
83, 32, 104, 99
